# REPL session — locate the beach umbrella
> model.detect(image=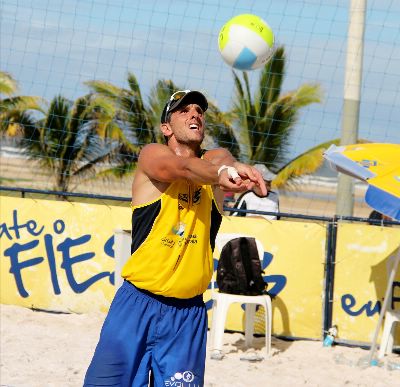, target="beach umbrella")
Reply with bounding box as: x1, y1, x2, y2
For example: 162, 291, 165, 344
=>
324, 142, 400, 366
323, 143, 400, 221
